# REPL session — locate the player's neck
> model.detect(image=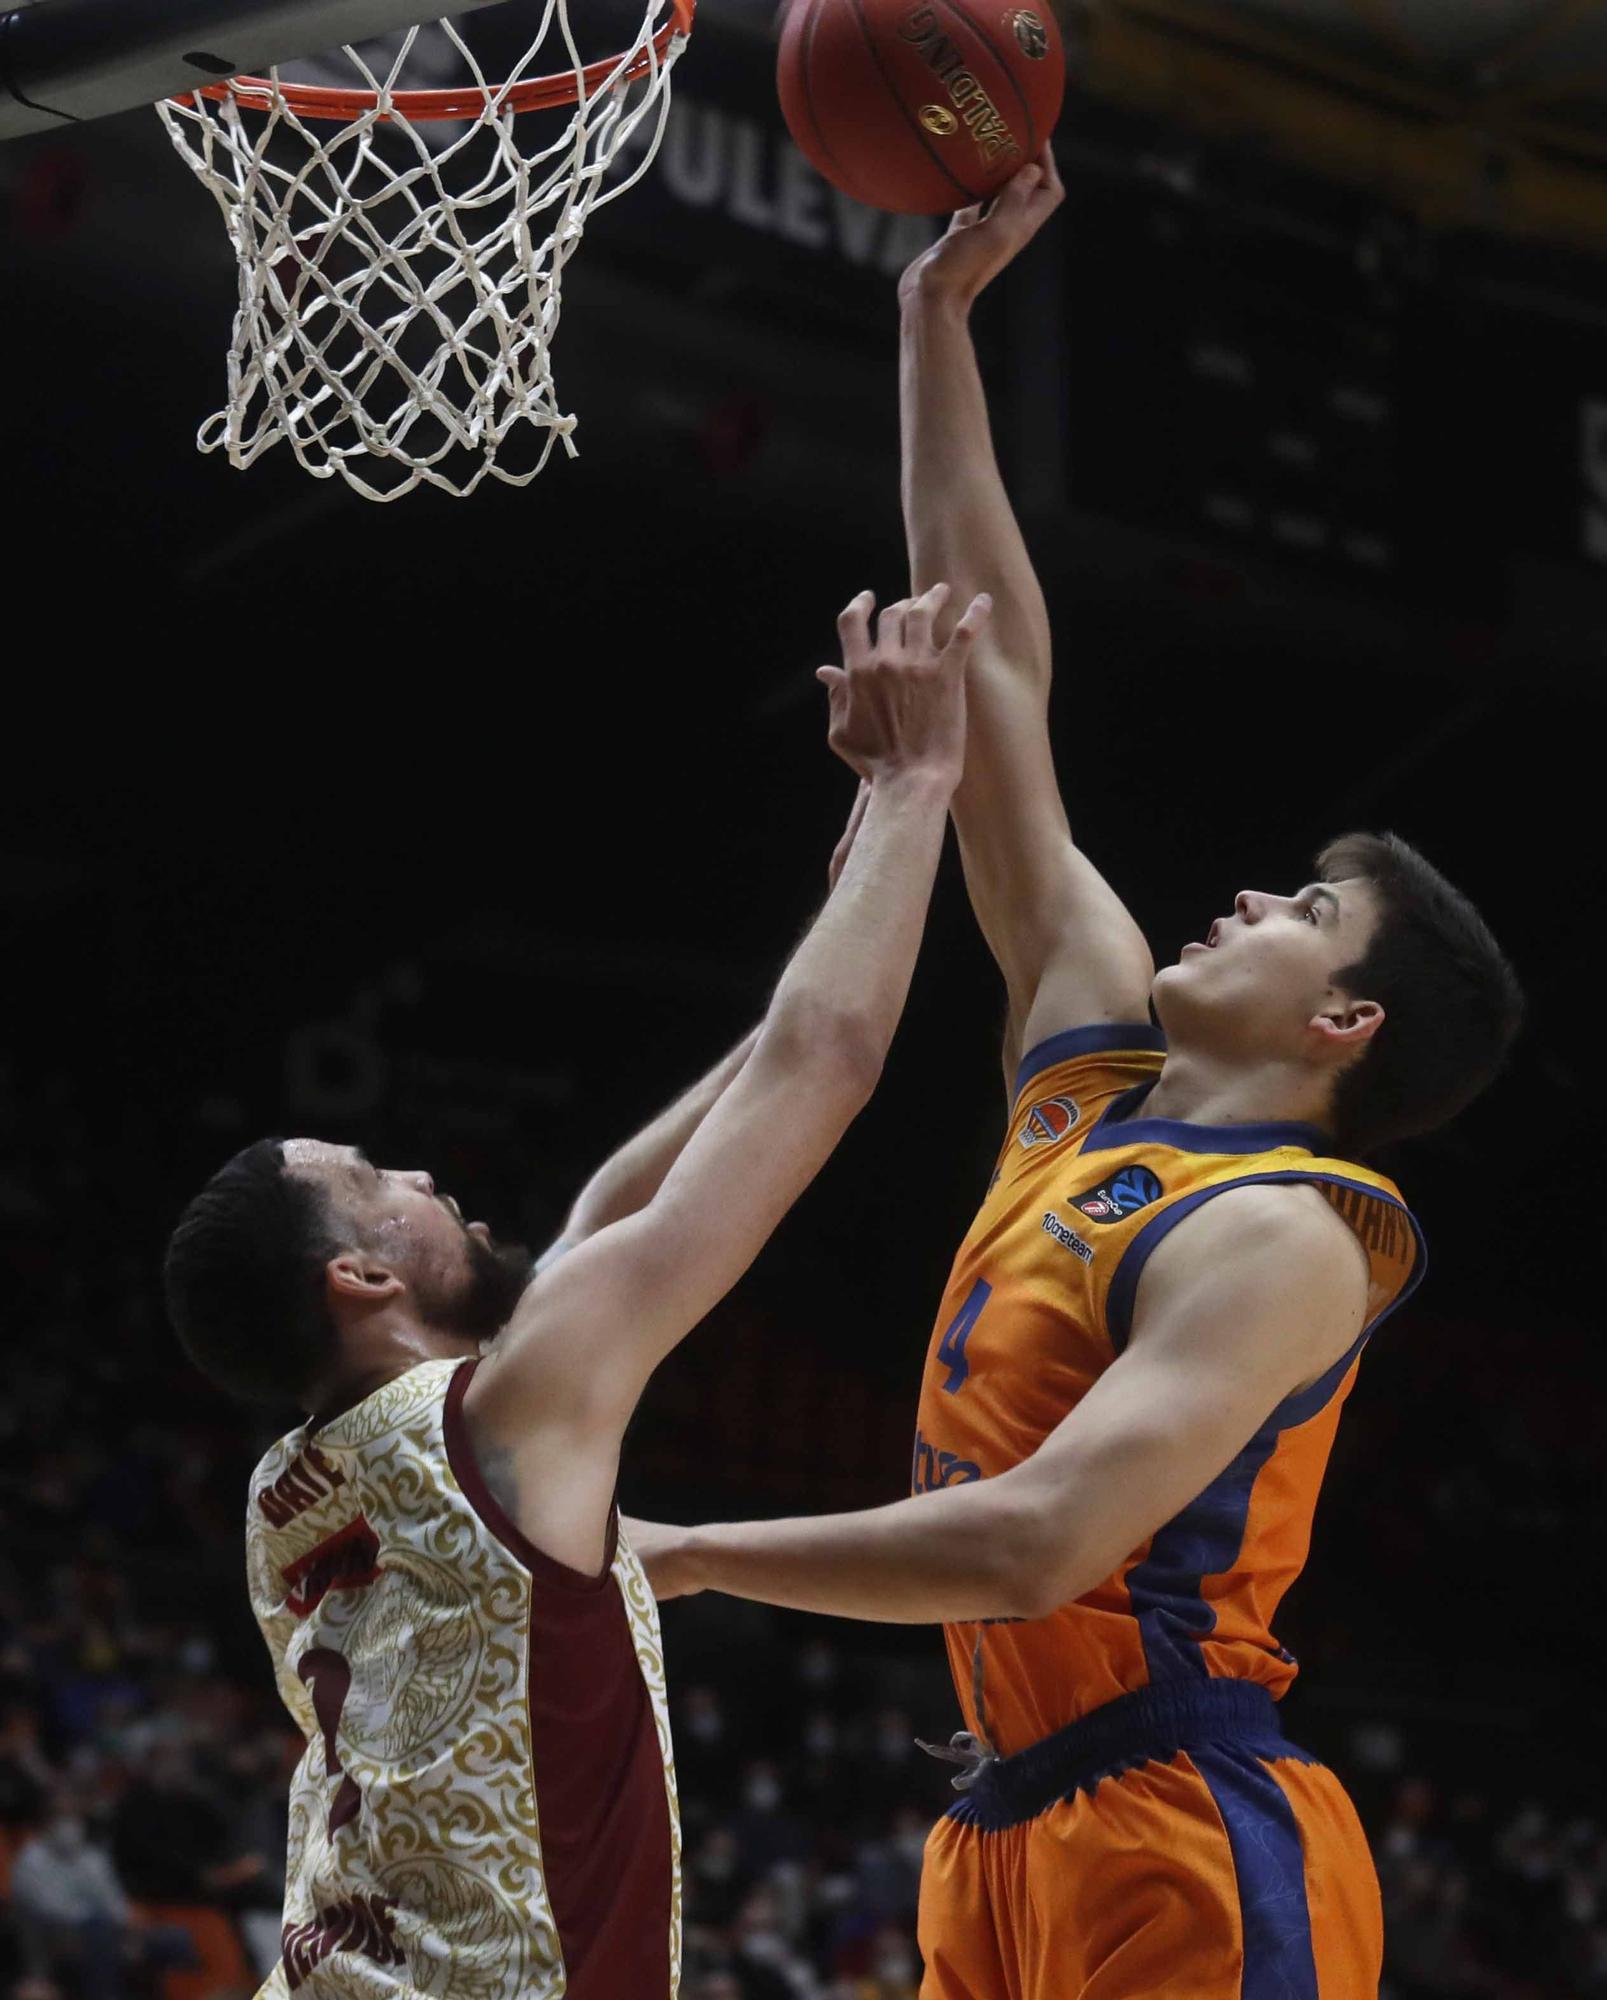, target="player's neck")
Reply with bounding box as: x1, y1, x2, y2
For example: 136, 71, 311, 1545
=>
1142, 1047, 1334, 1137
307, 1321, 486, 1422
